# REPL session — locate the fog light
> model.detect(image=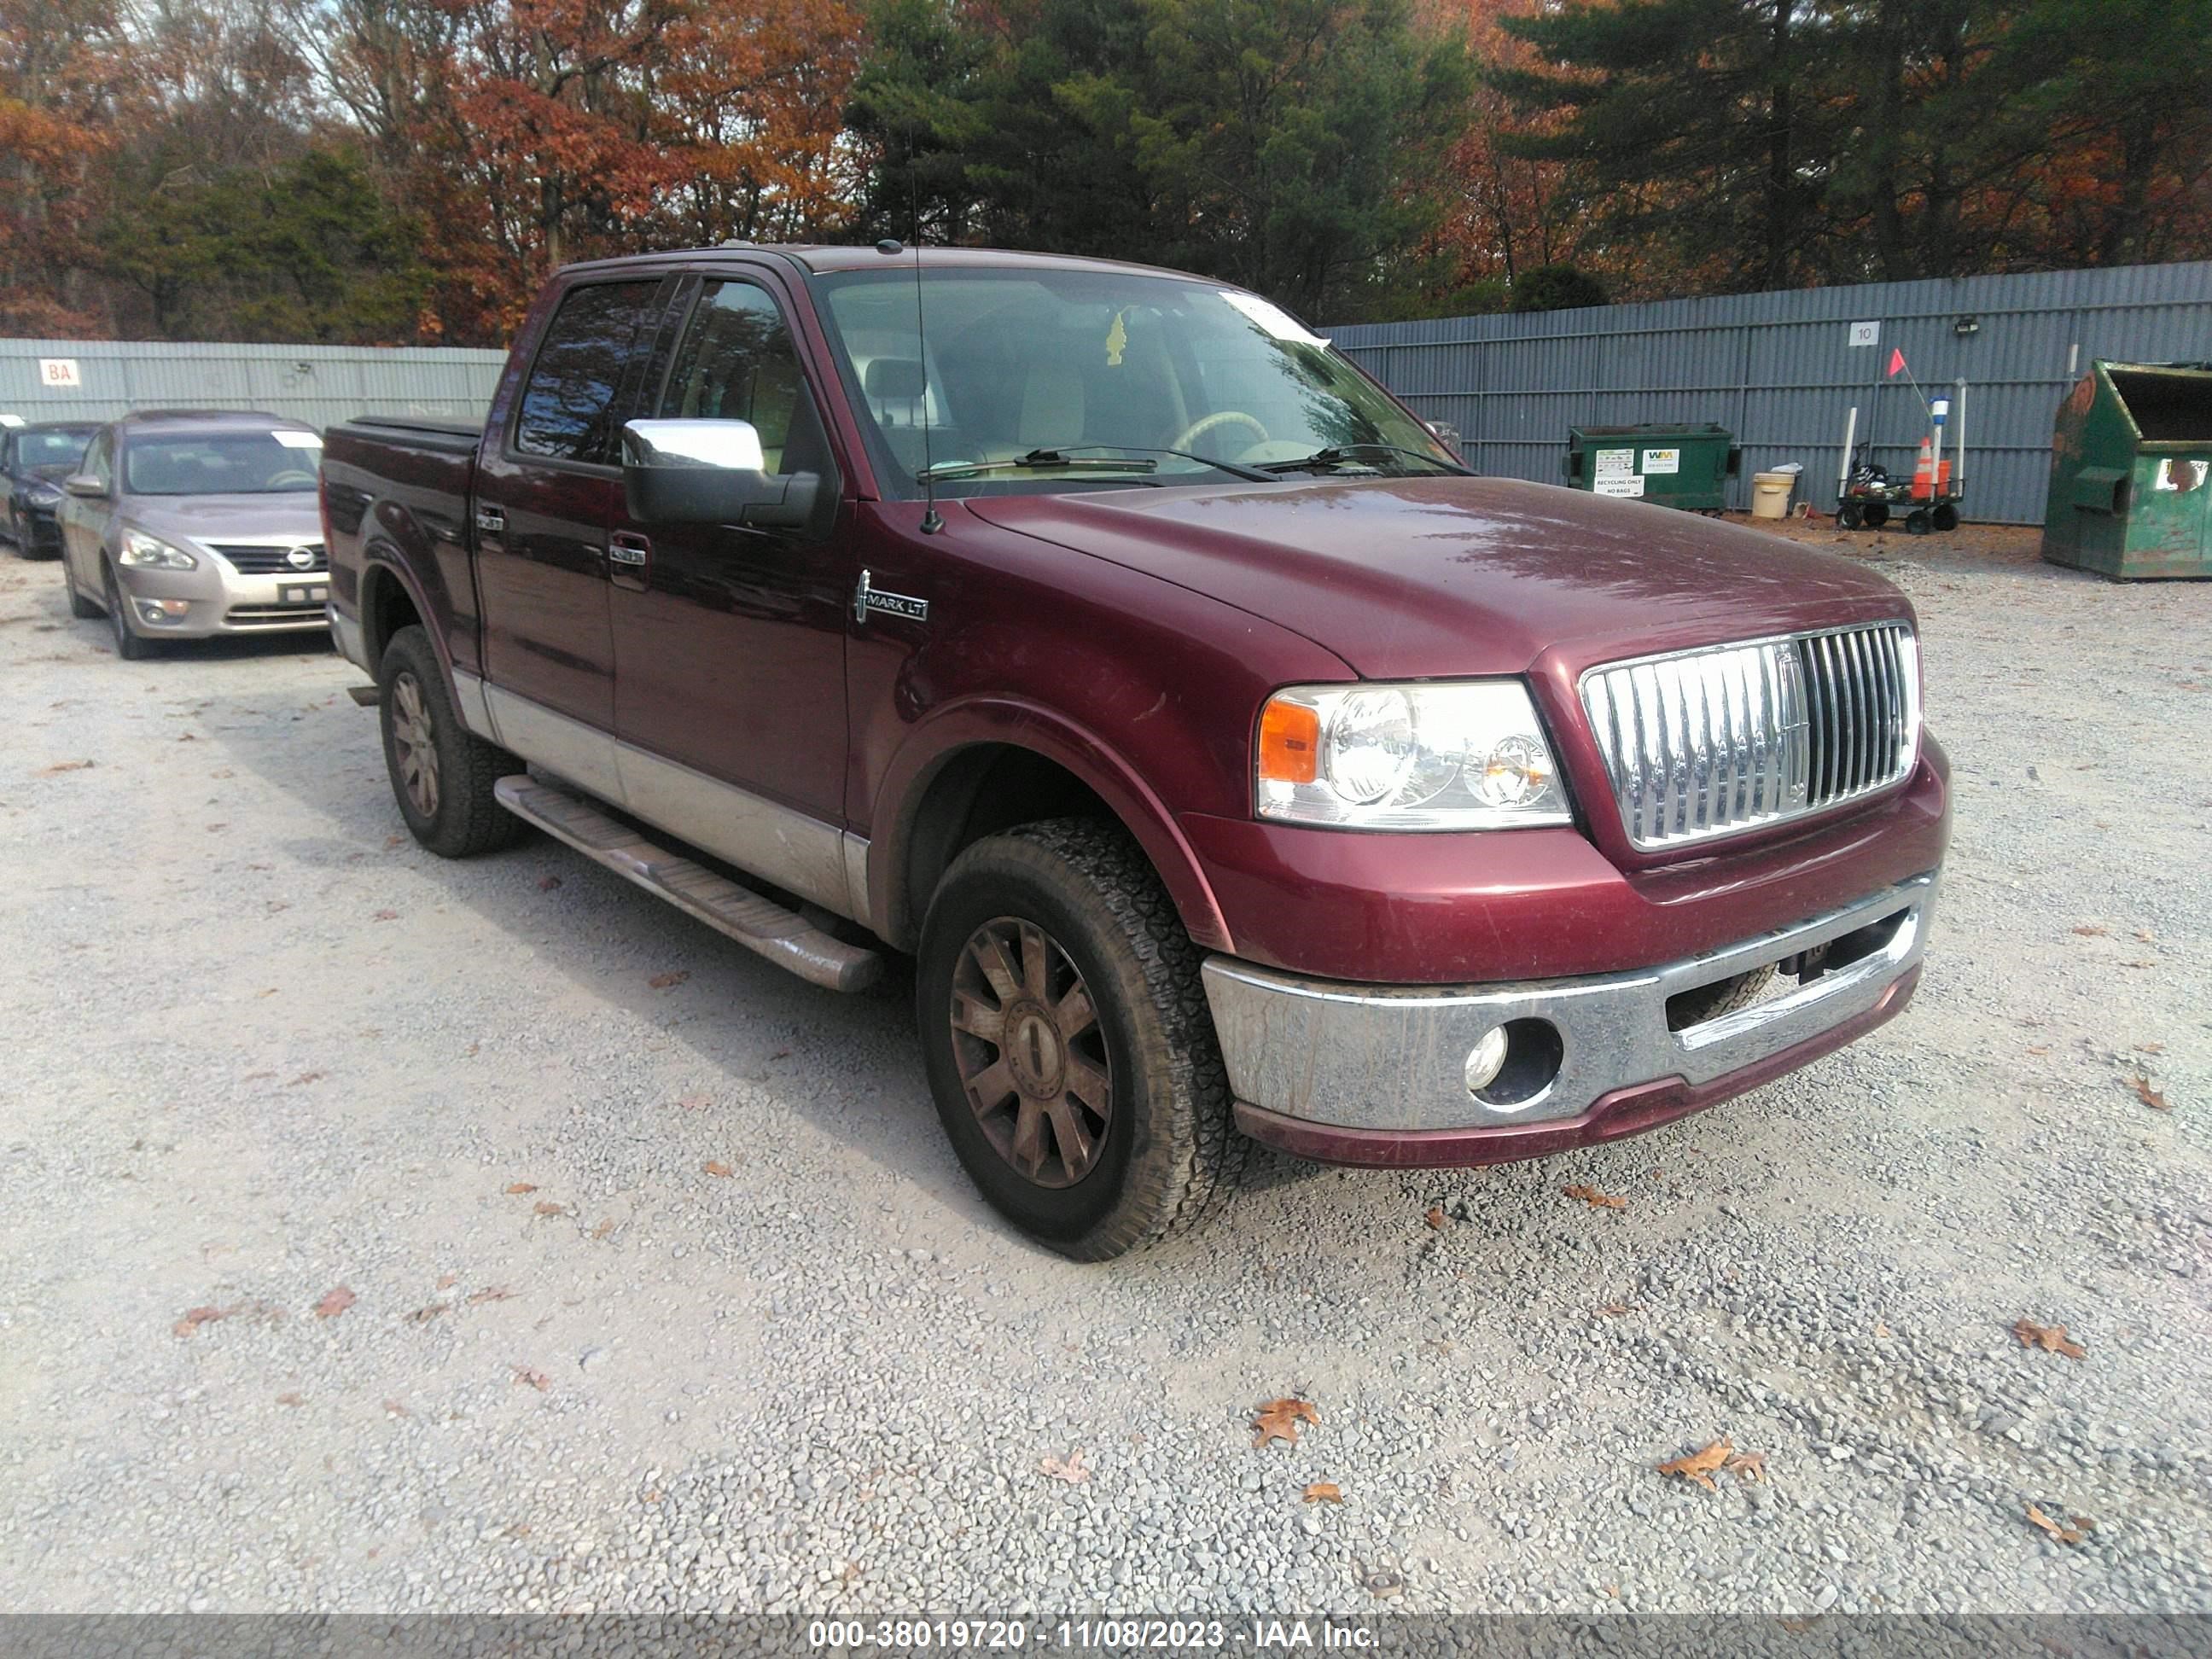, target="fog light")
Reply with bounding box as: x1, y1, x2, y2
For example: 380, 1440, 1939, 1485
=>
1464, 1026, 1510, 1095
137, 598, 190, 625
